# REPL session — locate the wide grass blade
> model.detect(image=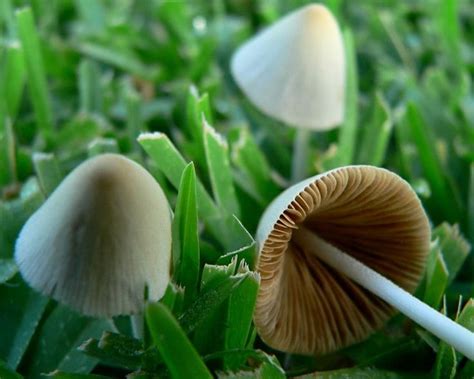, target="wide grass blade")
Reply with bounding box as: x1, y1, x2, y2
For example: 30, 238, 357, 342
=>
2, 43, 26, 119
32, 152, 63, 196
16, 7, 54, 142
146, 303, 212, 379
172, 163, 200, 304
203, 119, 240, 218
357, 92, 392, 166
224, 262, 259, 370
